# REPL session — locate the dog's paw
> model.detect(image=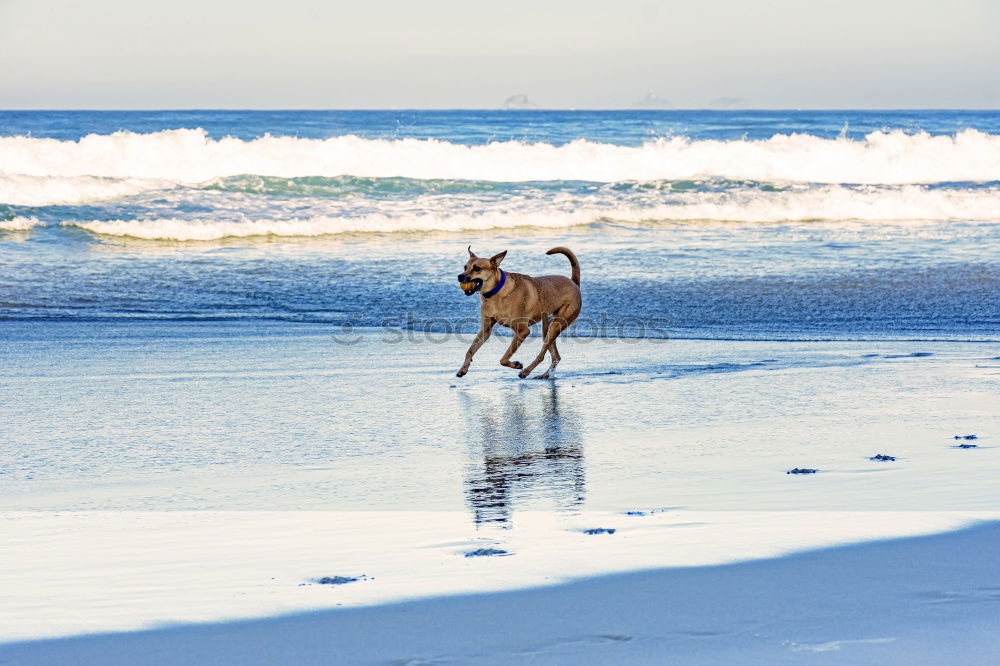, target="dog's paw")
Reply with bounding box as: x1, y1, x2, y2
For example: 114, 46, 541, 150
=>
533, 372, 551, 380
456, 368, 468, 377
518, 369, 530, 379
507, 361, 523, 369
